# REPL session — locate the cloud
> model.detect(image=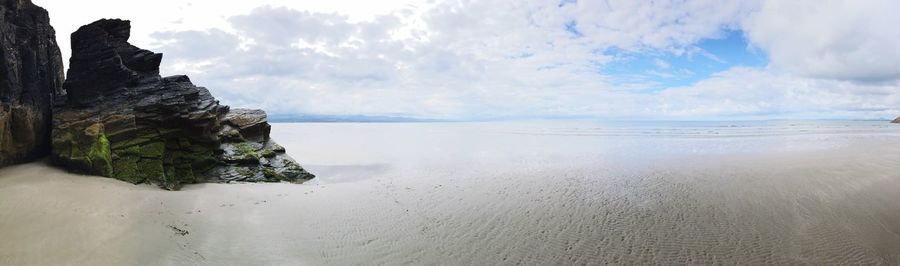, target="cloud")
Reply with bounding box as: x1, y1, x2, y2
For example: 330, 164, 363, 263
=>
150, 29, 240, 60
143, 0, 900, 120
654, 59, 671, 69
743, 0, 900, 81
656, 68, 900, 119
228, 7, 357, 47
